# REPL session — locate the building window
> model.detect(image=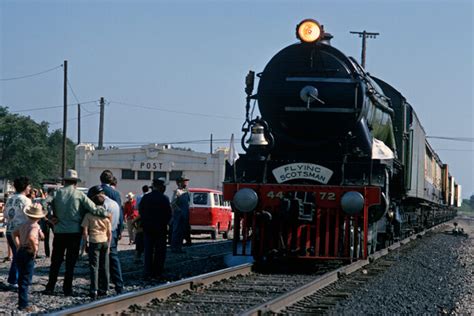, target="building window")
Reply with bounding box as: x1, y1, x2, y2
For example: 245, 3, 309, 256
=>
153, 171, 167, 180
169, 171, 183, 181
137, 171, 151, 180
122, 169, 135, 180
